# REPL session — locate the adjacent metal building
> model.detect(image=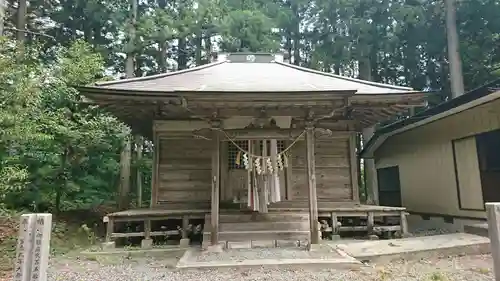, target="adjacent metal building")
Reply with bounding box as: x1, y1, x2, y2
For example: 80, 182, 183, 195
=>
362, 79, 500, 221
